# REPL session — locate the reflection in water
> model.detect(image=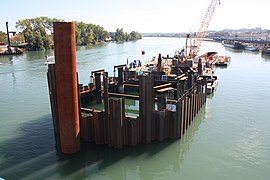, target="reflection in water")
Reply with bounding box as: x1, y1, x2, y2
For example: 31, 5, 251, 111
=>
0, 105, 206, 180
225, 48, 244, 54
178, 105, 206, 168
0, 55, 13, 65
53, 106, 207, 179
244, 50, 260, 55
26, 50, 51, 61
207, 91, 216, 100
12, 72, 16, 87
261, 53, 270, 61
76, 43, 107, 52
